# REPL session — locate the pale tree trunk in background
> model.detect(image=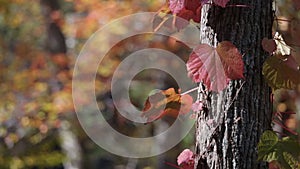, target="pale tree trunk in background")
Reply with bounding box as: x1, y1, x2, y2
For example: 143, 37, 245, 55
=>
40, 1, 82, 168
195, 0, 274, 168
